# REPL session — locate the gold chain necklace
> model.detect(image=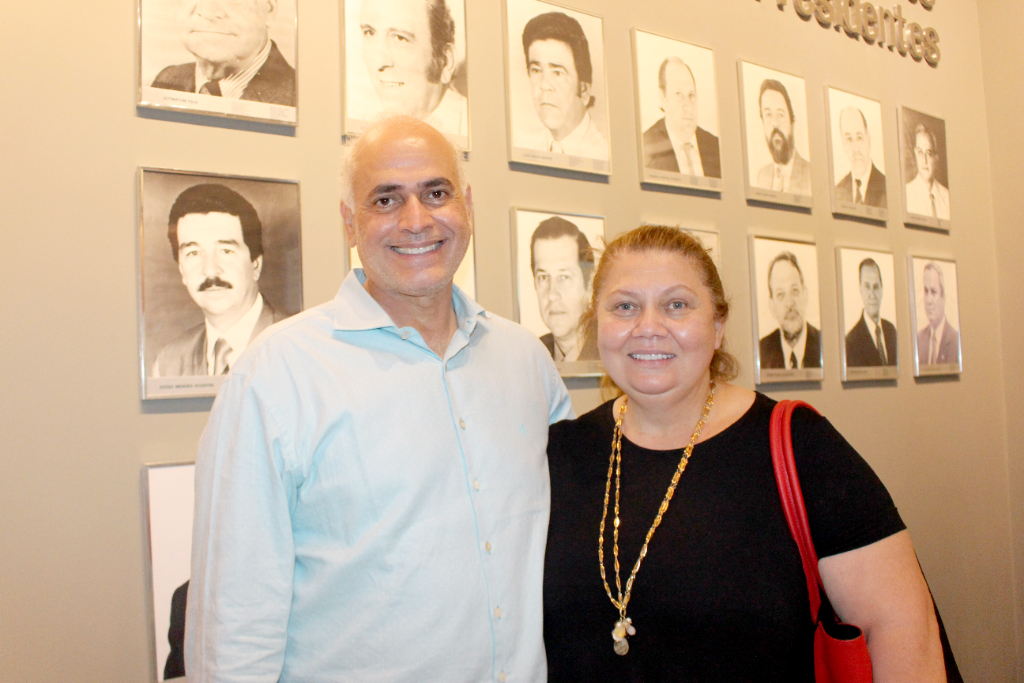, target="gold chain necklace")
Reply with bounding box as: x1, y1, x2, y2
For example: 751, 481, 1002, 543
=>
598, 380, 716, 656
